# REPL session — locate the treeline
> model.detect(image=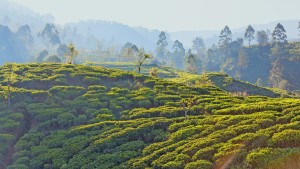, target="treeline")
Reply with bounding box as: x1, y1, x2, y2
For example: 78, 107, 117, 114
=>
1, 21, 300, 91
146, 23, 300, 92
